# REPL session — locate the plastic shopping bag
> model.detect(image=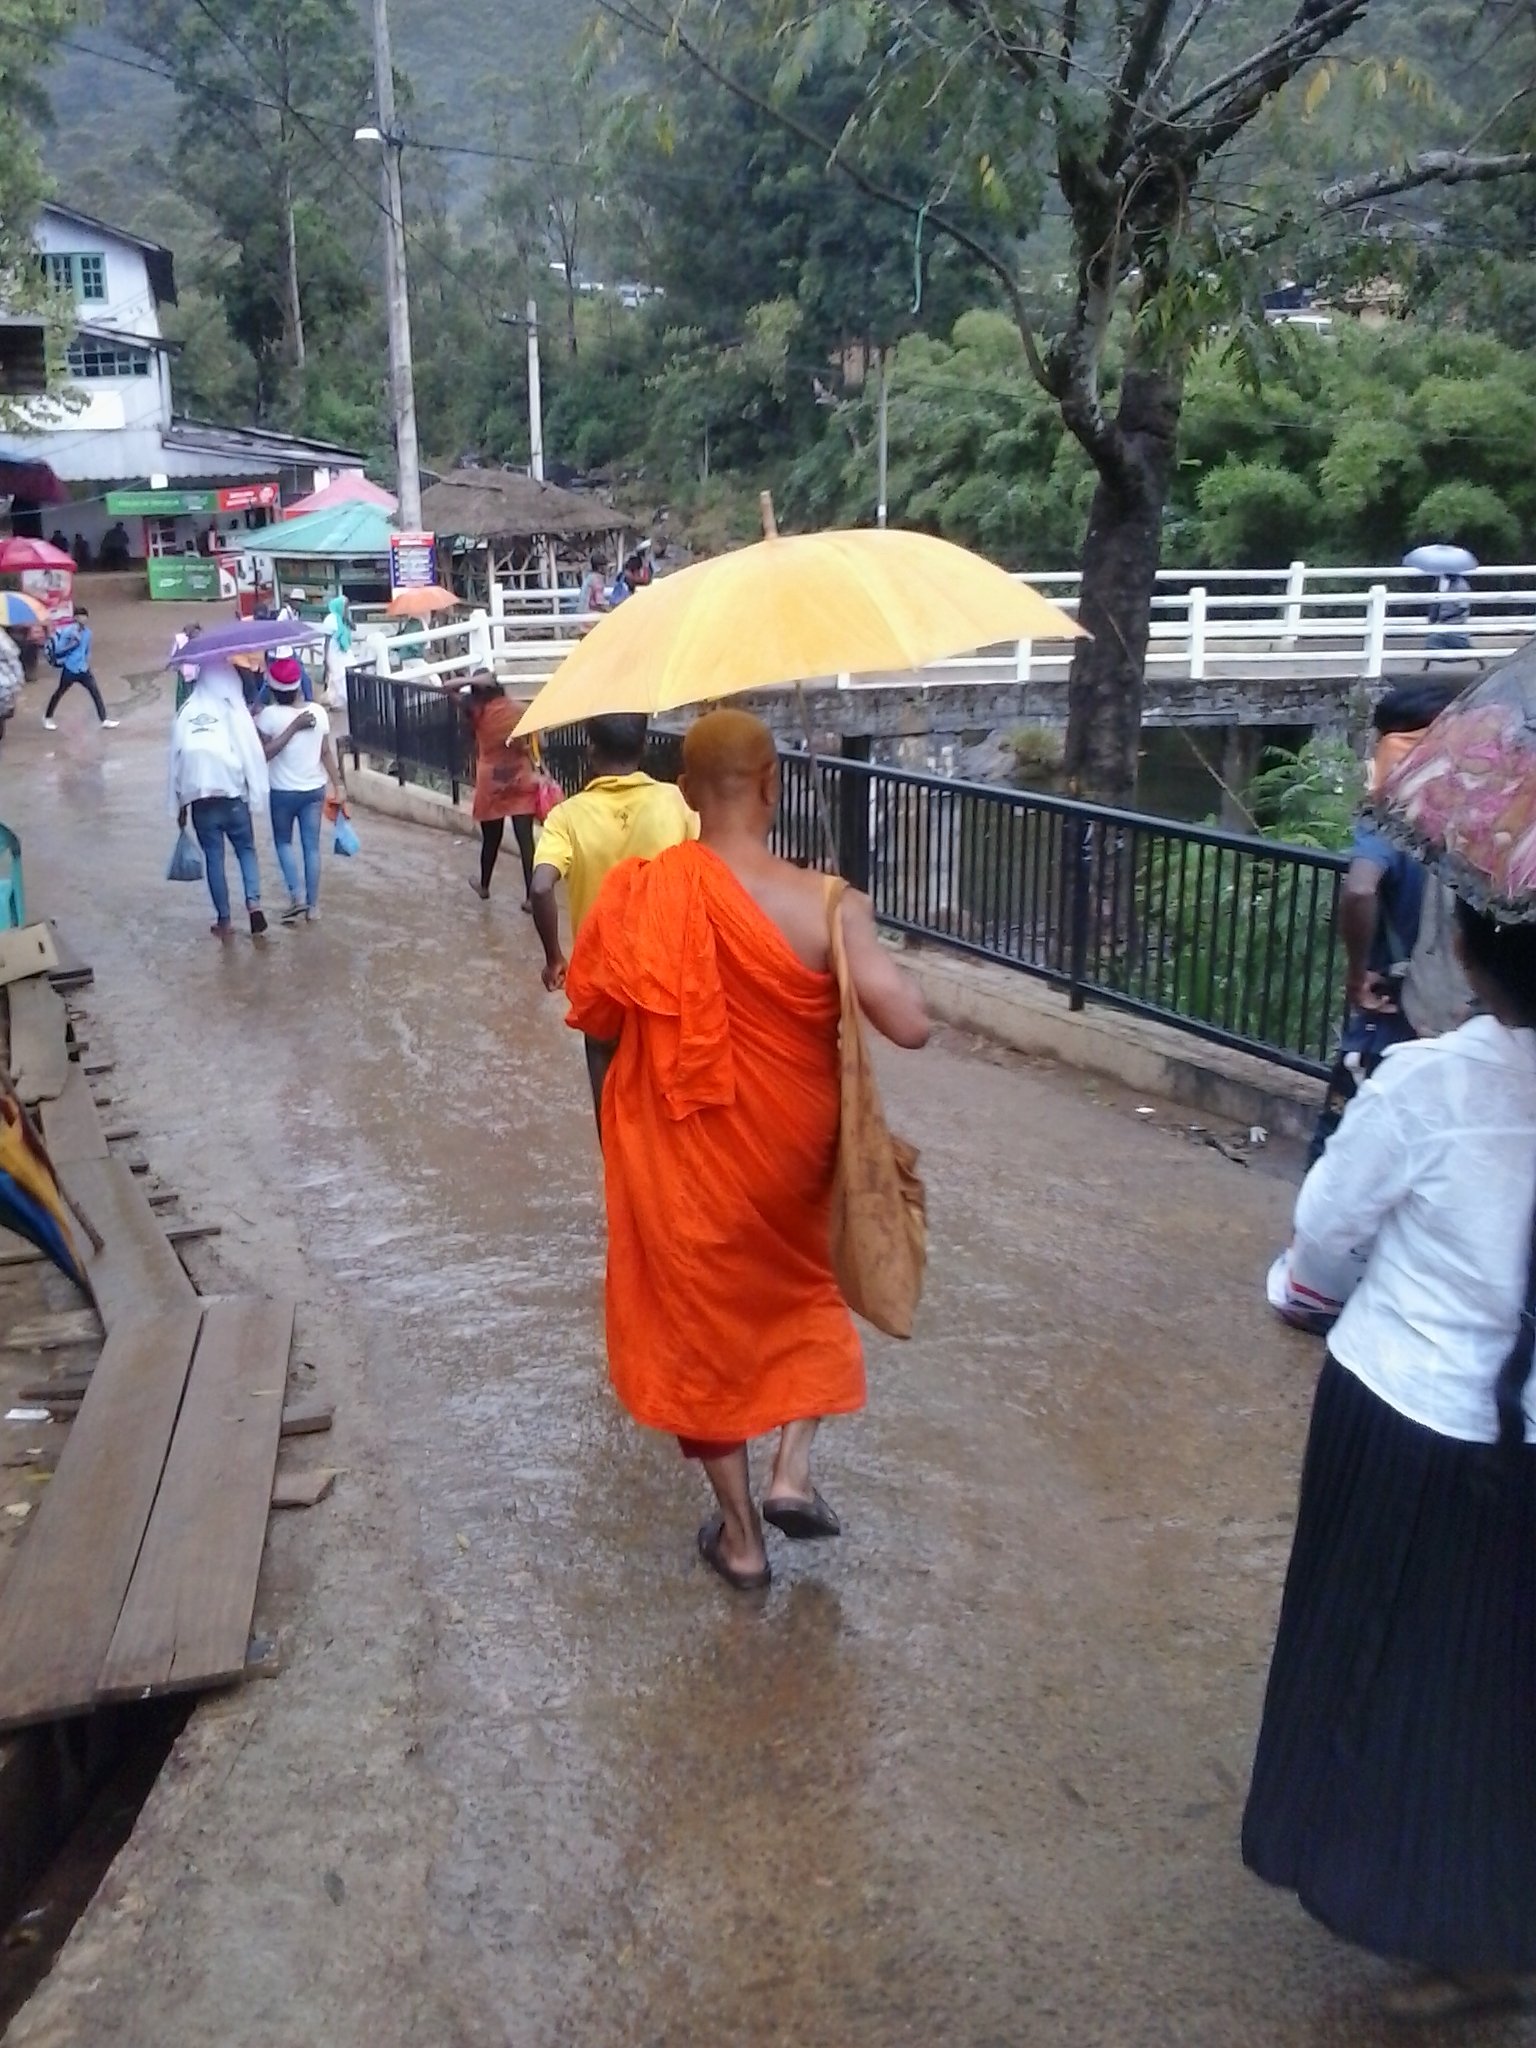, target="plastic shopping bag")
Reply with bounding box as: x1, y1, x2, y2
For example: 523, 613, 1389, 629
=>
167, 827, 204, 883
333, 813, 360, 858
